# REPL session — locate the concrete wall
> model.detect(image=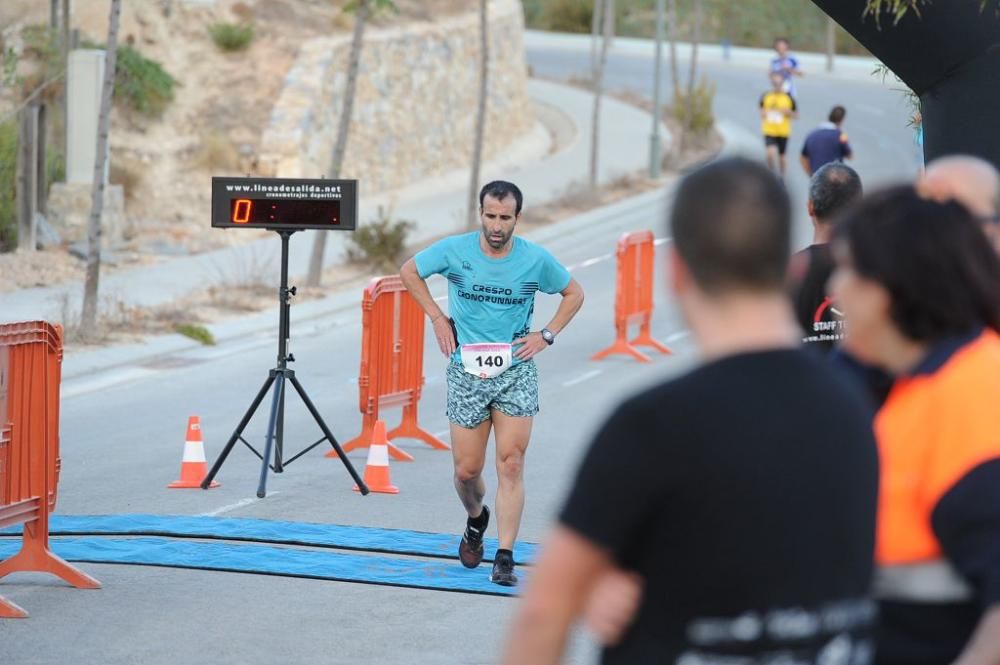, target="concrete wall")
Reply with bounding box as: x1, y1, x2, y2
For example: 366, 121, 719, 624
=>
259, 0, 535, 195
